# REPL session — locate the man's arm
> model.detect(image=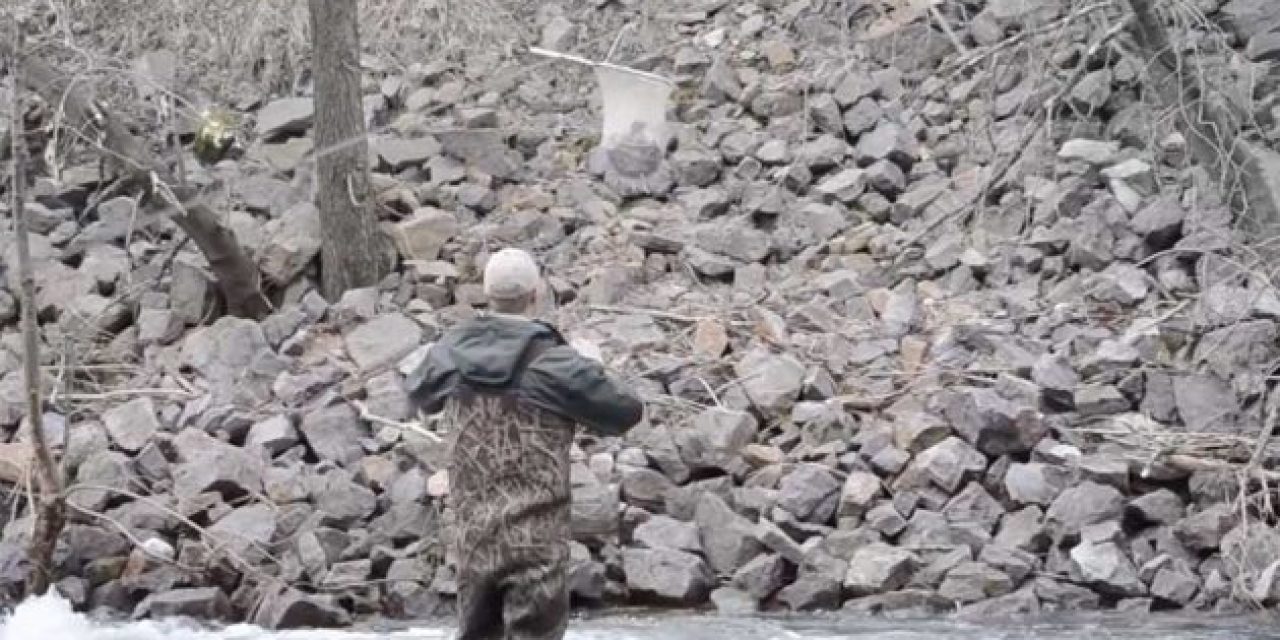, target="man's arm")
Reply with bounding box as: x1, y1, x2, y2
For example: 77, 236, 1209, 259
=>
403, 343, 460, 415
521, 345, 644, 437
